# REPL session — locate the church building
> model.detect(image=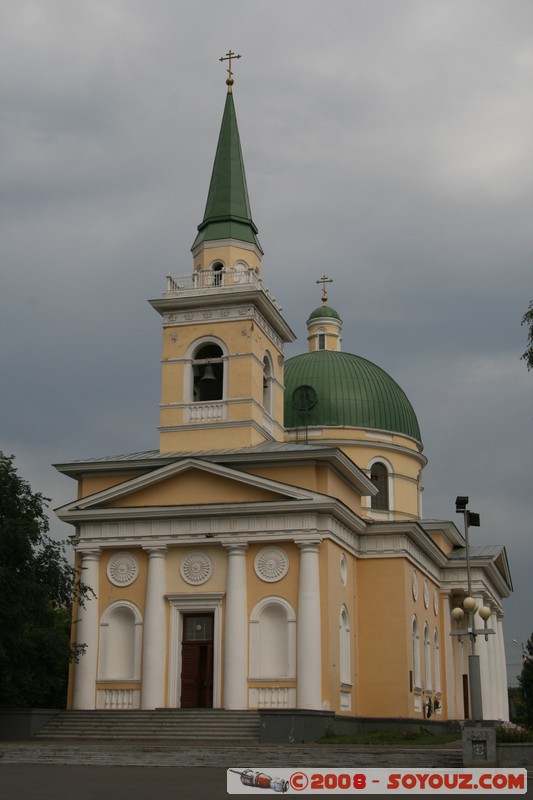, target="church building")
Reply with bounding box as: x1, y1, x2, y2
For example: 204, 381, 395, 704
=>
55, 60, 512, 725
